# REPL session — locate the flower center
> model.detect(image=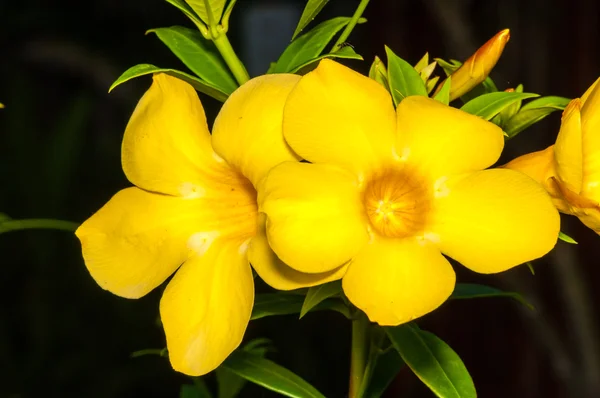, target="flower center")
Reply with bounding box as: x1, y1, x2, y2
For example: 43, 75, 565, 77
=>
363, 168, 431, 238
